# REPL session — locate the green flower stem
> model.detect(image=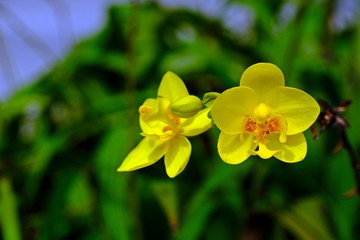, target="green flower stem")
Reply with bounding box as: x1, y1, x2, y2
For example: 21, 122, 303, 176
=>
0, 177, 21, 240
129, 174, 143, 240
